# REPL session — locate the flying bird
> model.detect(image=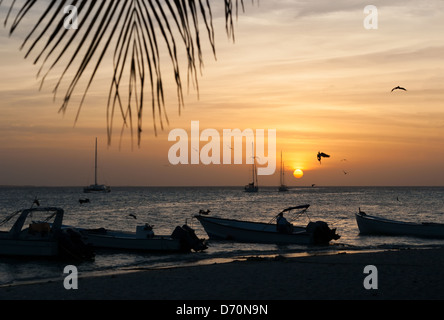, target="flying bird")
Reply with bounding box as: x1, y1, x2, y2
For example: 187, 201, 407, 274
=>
391, 86, 407, 92
128, 213, 137, 219
317, 152, 330, 164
